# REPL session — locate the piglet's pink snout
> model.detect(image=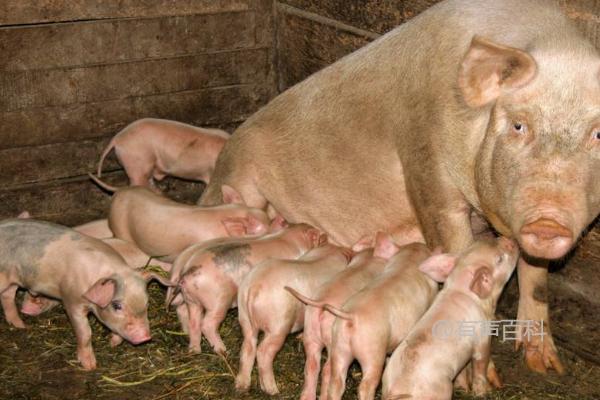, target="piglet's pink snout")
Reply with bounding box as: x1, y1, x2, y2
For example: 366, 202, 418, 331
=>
126, 326, 151, 344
